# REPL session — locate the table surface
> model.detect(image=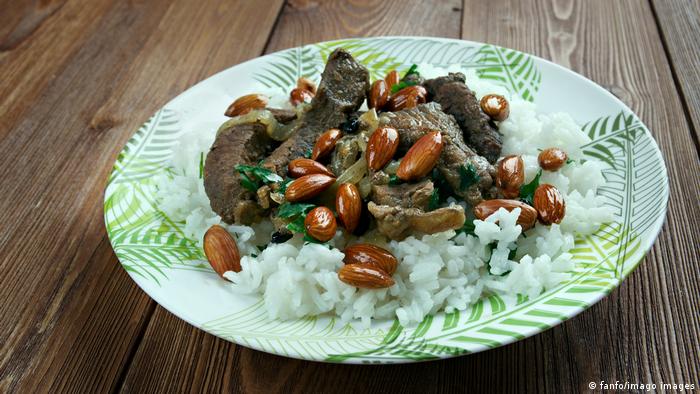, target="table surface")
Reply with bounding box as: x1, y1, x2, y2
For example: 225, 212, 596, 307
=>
2, 0, 699, 392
